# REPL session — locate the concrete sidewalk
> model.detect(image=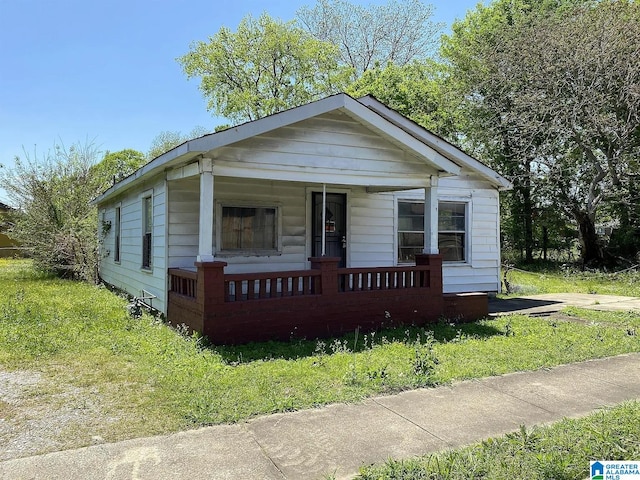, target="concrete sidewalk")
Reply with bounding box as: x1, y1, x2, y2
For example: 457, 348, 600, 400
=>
489, 293, 640, 317
1, 353, 639, 480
